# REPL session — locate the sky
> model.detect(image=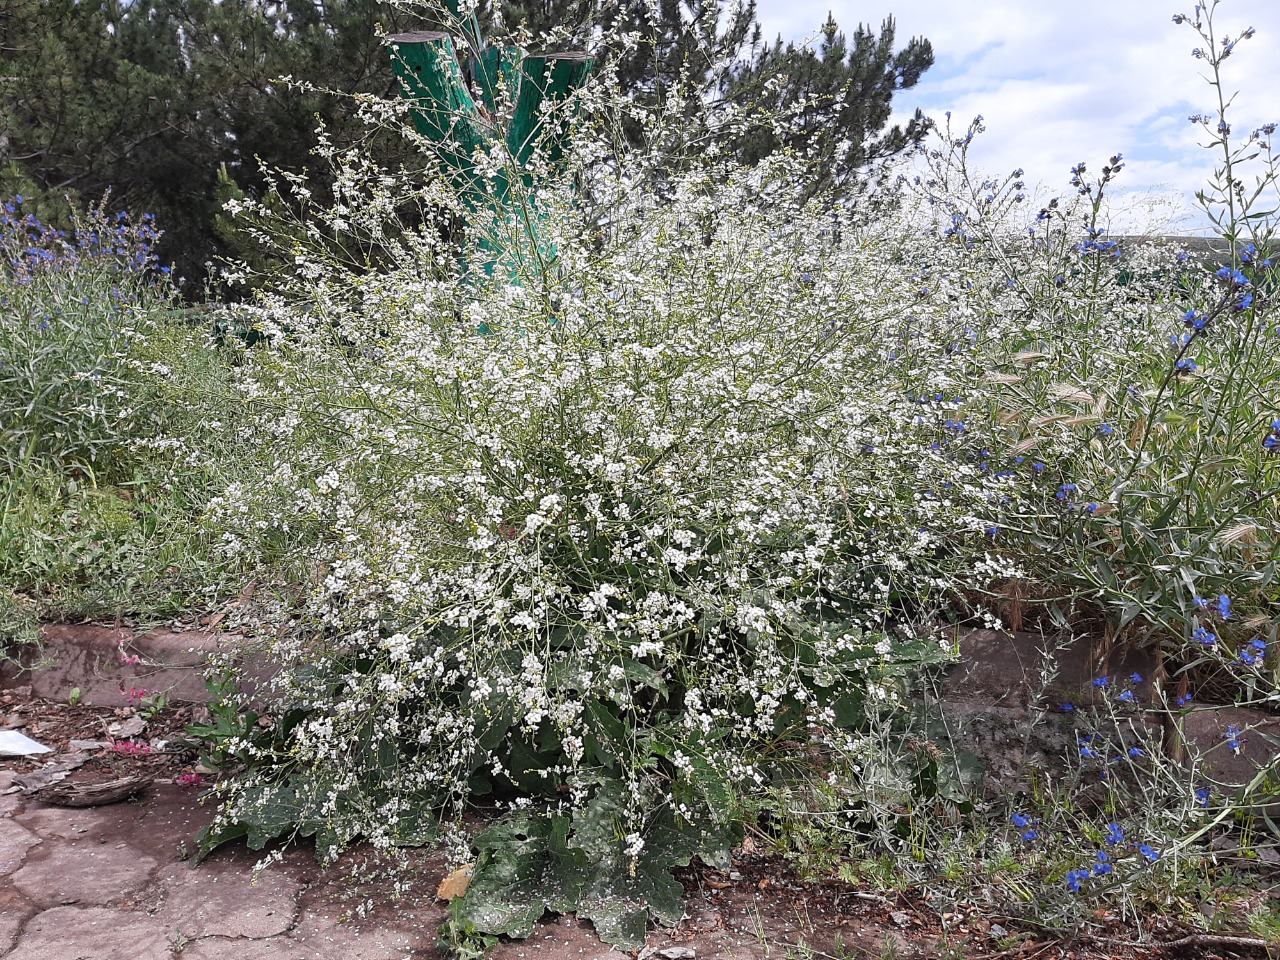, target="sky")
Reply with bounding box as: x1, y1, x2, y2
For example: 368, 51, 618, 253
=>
755, 0, 1280, 234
